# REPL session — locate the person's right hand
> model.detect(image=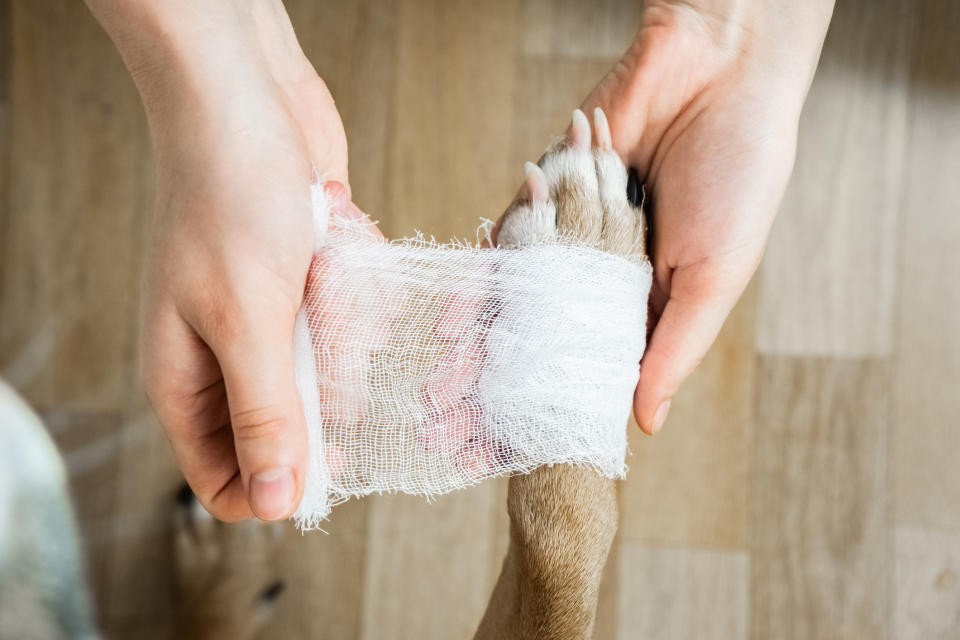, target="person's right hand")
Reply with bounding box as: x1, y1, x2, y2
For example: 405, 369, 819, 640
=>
91, 1, 366, 521
580, 0, 834, 434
